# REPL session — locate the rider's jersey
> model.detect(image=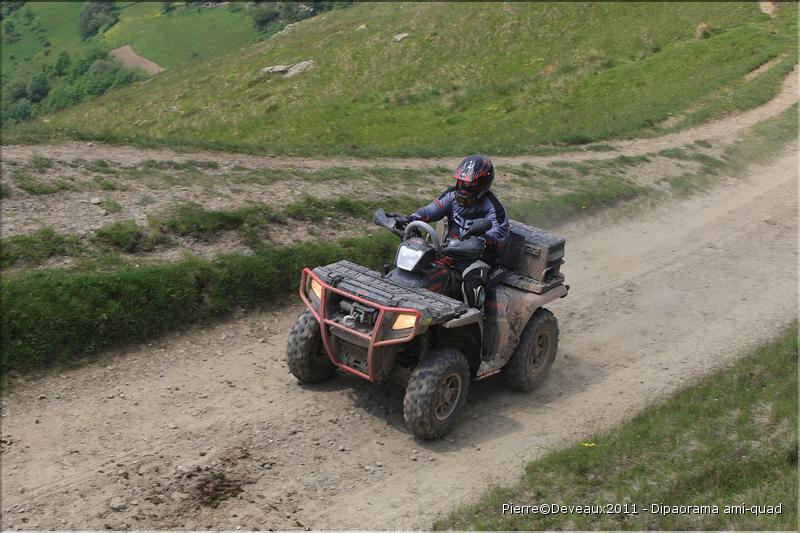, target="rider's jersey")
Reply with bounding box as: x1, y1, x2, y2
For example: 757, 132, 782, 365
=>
410, 188, 510, 263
